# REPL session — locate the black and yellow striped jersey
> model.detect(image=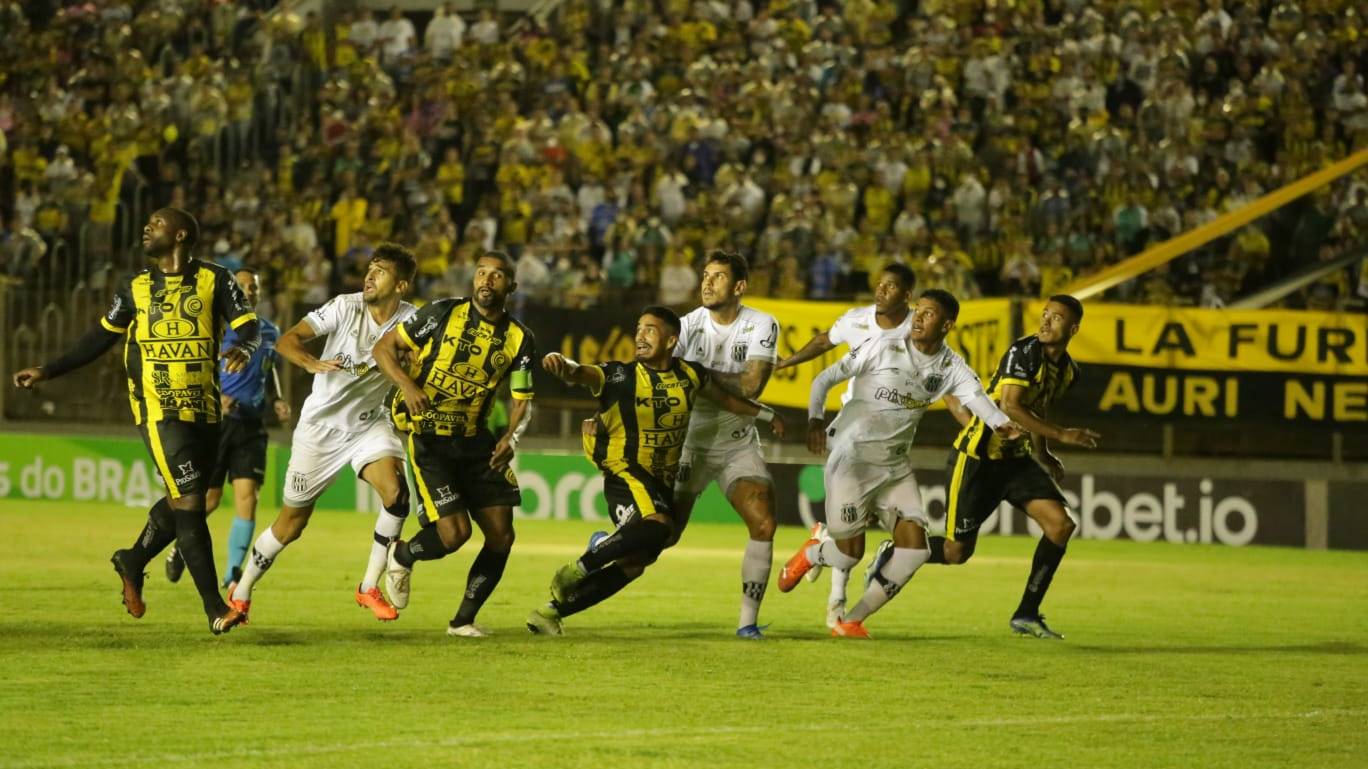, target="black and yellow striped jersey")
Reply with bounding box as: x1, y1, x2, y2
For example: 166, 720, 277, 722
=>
100, 259, 256, 425
953, 335, 1078, 460
582, 359, 709, 488
391, 297, 535, 437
